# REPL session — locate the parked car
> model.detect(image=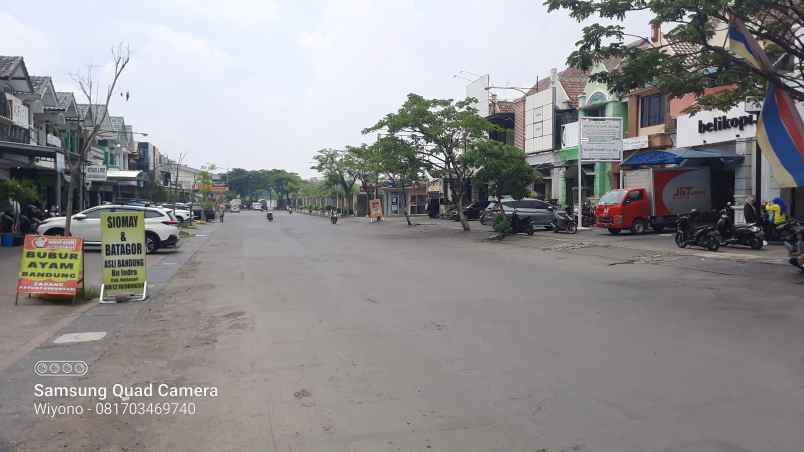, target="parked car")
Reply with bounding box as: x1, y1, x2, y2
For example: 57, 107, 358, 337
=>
36, 205, 180, 254
480, 197, 555, 228
251, 202, 263, 211
449, 200, 492, 221
158, 204, 192, 223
